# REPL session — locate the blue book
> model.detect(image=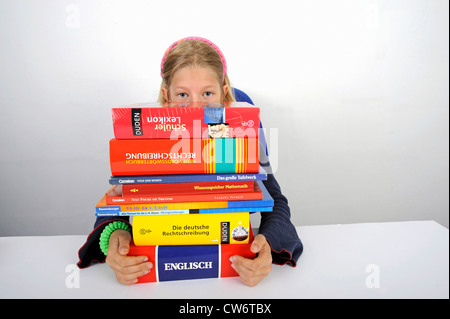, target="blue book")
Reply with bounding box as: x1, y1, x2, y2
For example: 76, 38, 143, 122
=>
109, 169, 267, 185
95, 206, 273, 216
